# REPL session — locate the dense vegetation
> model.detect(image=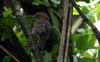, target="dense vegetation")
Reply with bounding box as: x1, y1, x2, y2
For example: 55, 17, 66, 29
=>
0, 0, 100, 62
